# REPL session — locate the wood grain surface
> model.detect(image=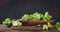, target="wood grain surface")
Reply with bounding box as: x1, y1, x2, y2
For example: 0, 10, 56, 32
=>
0, 24, 60, 32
